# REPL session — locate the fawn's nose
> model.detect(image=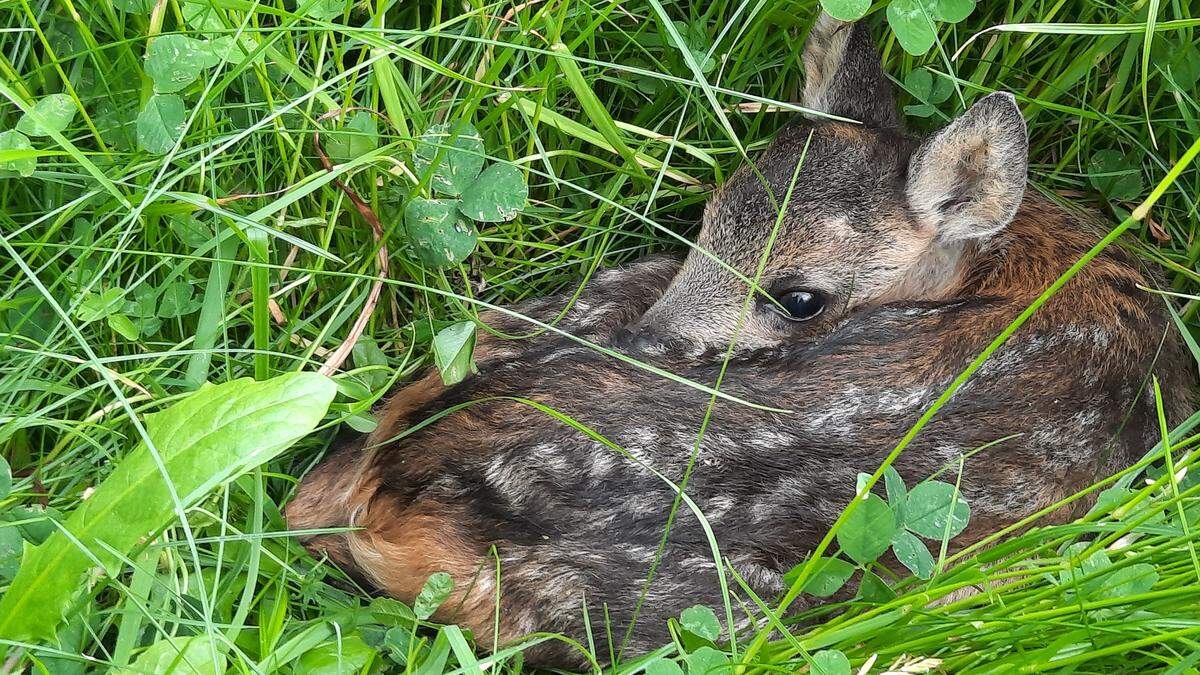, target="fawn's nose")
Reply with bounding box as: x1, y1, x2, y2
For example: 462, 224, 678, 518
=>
626, 330, 666, 354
